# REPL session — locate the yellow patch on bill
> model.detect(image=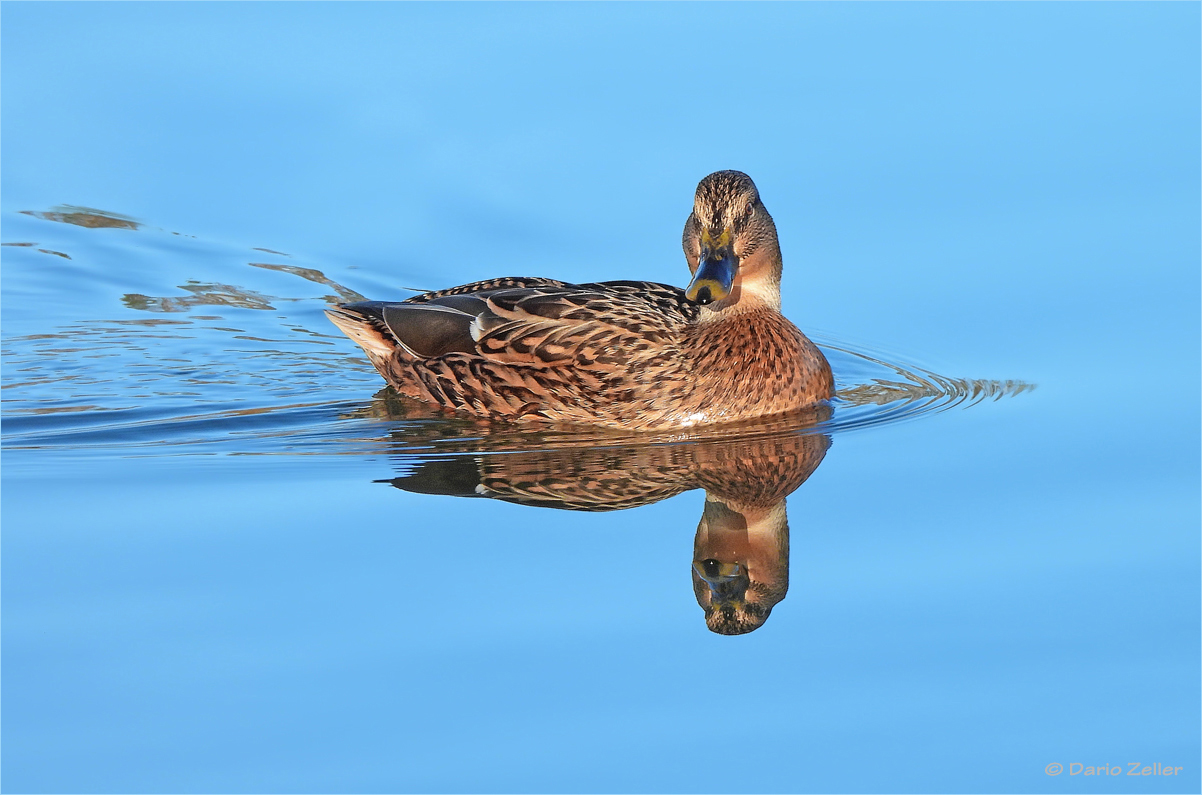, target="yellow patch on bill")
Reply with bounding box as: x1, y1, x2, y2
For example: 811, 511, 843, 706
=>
700, 228, 732, 250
